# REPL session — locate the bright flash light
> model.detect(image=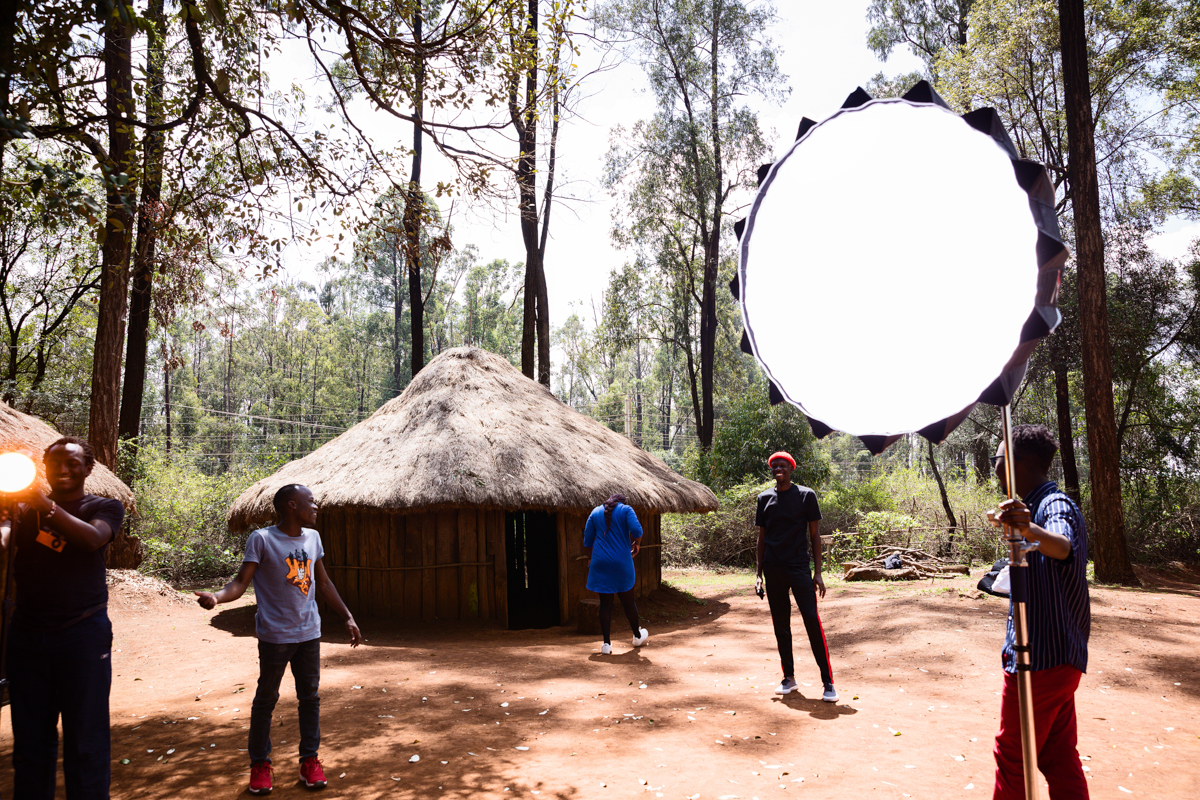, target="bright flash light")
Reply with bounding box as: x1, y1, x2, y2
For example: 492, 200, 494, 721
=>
0, 452, 37, 494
